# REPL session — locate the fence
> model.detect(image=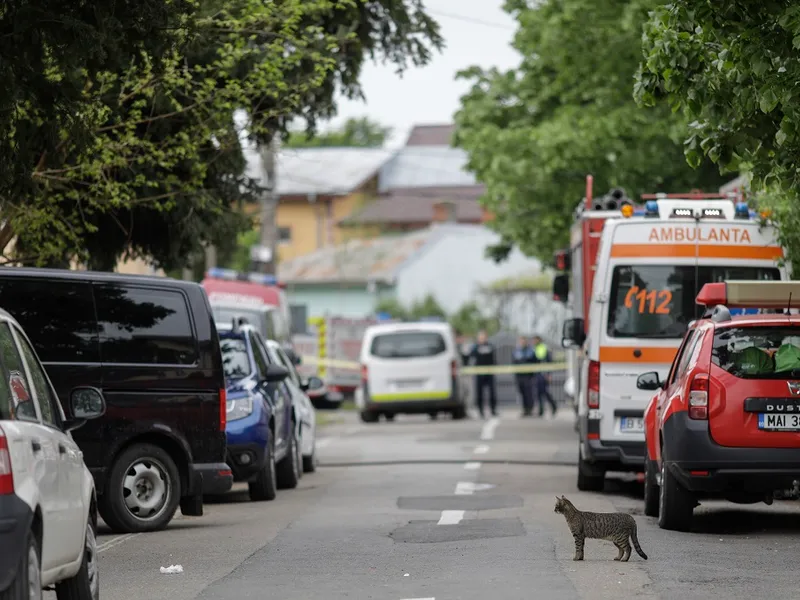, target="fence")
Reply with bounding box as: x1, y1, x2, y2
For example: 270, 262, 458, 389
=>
486, 330, 570, 409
